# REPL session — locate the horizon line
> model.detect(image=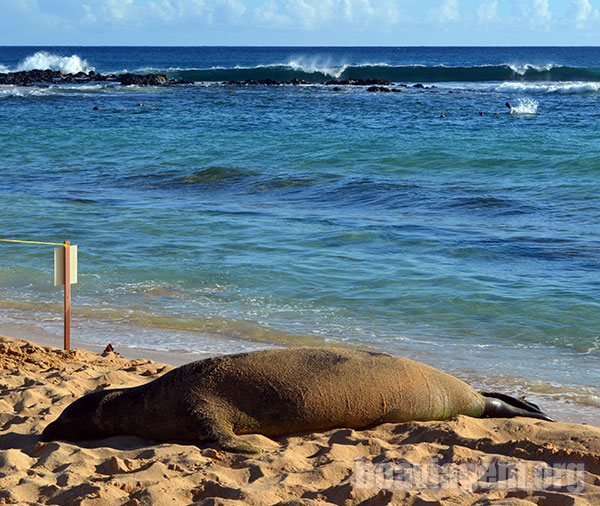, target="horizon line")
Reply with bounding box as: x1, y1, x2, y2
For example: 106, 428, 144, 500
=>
2, 44, 600, 48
